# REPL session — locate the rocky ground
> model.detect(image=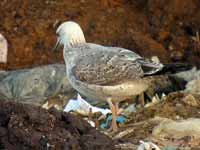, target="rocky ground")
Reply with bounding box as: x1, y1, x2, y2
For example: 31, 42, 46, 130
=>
0, 0, 200, 149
